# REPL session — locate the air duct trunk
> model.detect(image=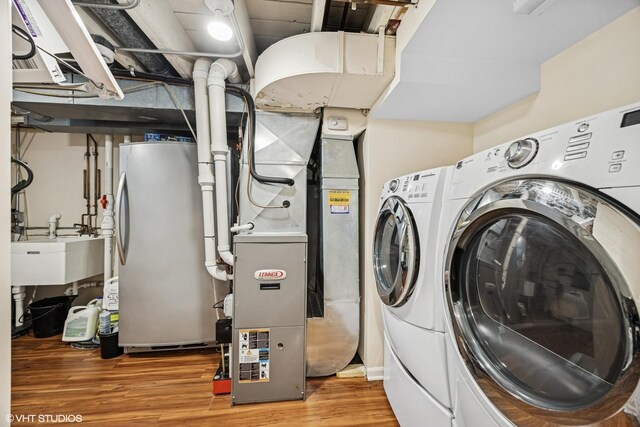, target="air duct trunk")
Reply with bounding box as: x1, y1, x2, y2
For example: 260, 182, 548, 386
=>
307, 137, 360, 377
